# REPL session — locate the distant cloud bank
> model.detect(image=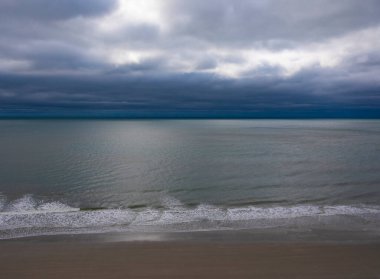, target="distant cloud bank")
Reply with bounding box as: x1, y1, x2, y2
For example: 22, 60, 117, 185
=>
0, 0, 379, 117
